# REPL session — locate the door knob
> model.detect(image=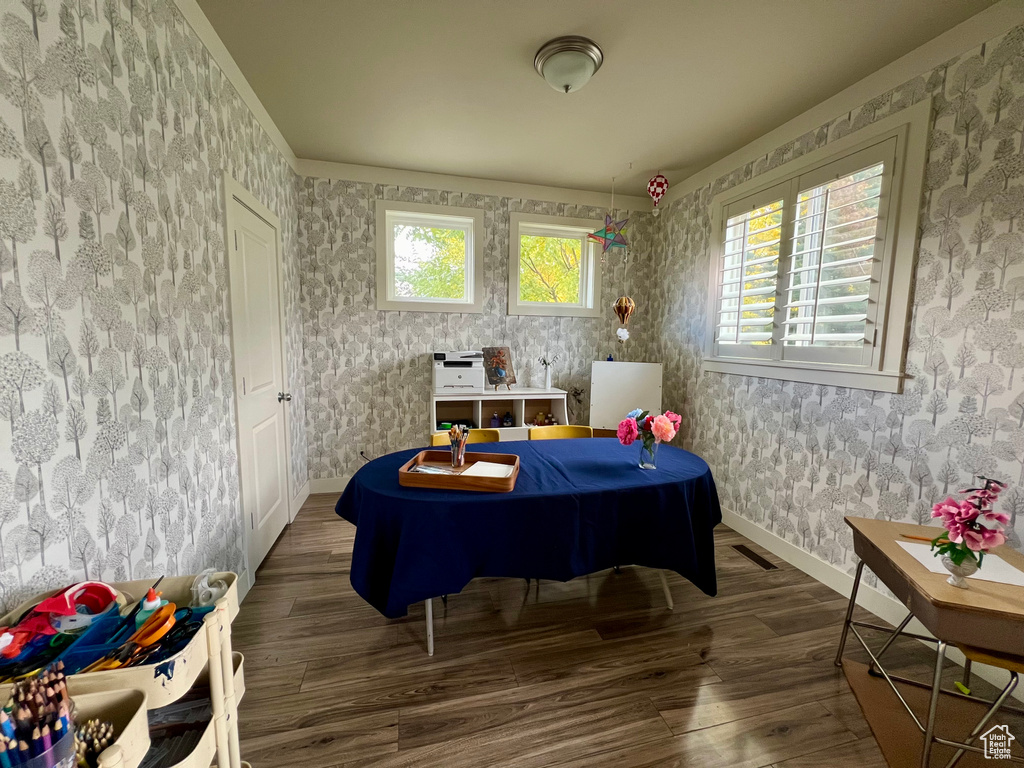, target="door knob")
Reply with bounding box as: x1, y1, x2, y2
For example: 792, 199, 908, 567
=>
277, 392, 292, 402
